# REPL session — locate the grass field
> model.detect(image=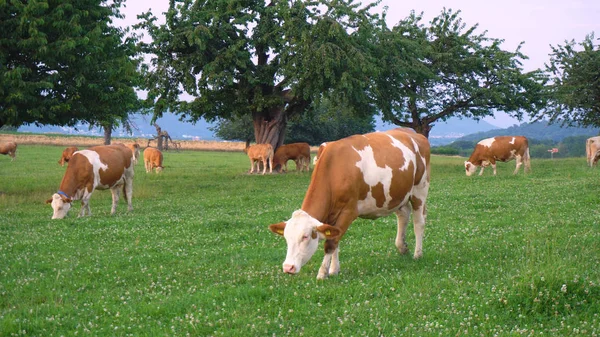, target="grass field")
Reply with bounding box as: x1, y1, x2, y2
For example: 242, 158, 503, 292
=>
1, 145, 599, 336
